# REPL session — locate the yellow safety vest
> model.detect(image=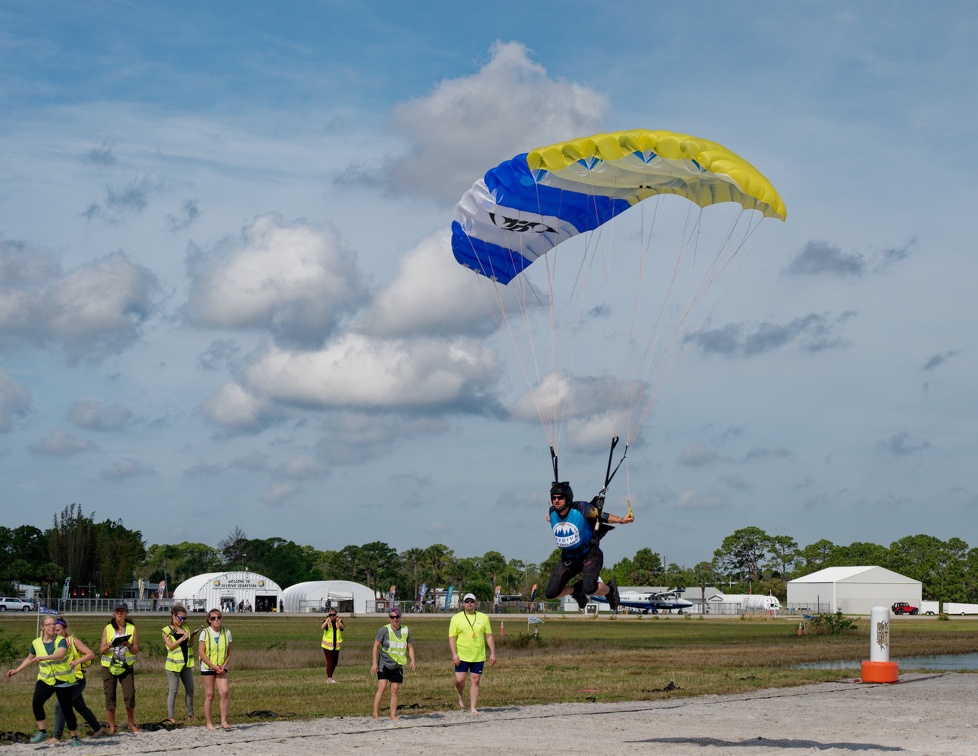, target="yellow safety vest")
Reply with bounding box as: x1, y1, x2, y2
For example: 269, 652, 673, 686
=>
321, 622, 343, 651
383, 624, 409, 666
32, 637, 73, 686
202, 628, 229, 668
66, 636, 91, 681
163, 625, 196, 672
101, 622, 136, 676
